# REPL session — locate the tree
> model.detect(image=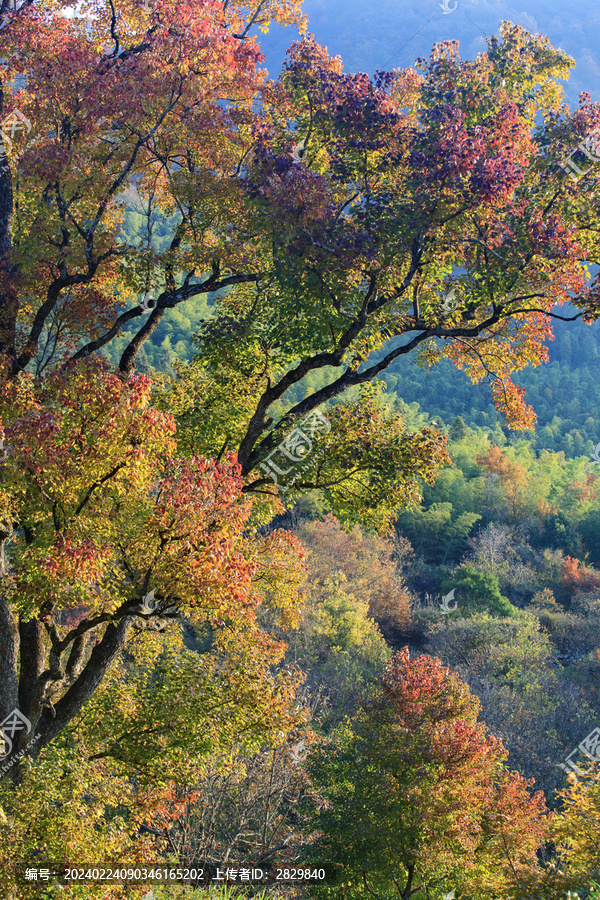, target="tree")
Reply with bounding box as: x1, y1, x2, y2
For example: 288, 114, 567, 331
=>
448, 416, 468, 442
1, 7, 598, 521
0, 366, 310, 900
542, 775, 600, 898
175, 24, 600, 498
577, 507, 600, 567
0, 358, 306, 771
142, 726, 317, 882
302, 648, 547, 899
0, 0, 600, 887
562, 556, 600, 603
284, 574, 390, 729
396, 500, 481, 566
467, 523, 517, 579
442, 564, 515, 617
0, 0, 311, 759
476, 446, 528, 521
530, 588, 562, 611
298, 513, 413, 636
